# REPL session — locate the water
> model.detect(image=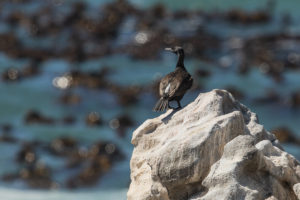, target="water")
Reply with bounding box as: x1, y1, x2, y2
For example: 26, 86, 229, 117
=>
0, 0, 300, 199
0, 187, 127, 200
